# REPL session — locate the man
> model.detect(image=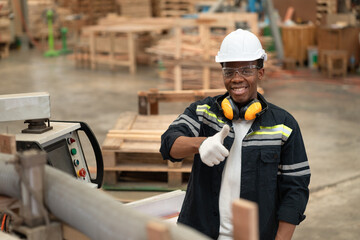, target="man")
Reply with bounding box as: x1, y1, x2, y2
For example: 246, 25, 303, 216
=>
160, 29, 310, 240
